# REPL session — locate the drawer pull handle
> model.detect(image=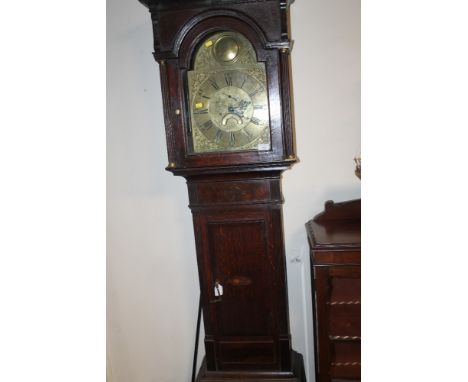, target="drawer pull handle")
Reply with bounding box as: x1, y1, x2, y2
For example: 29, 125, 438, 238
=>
329, 335, 361, 341
328, 300, 360, 305
332, 362, 361, 367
